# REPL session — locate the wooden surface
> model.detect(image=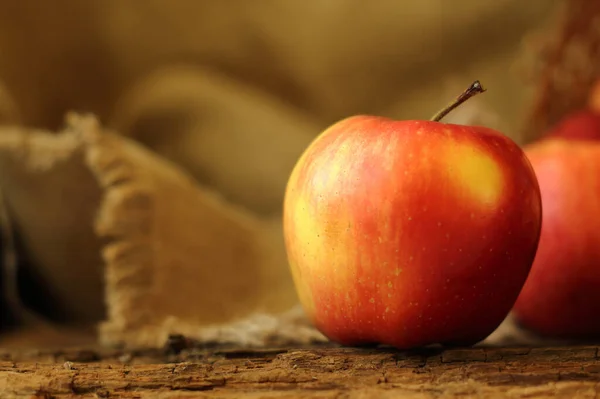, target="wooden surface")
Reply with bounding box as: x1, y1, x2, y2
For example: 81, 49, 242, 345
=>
1, 342, 600, 398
